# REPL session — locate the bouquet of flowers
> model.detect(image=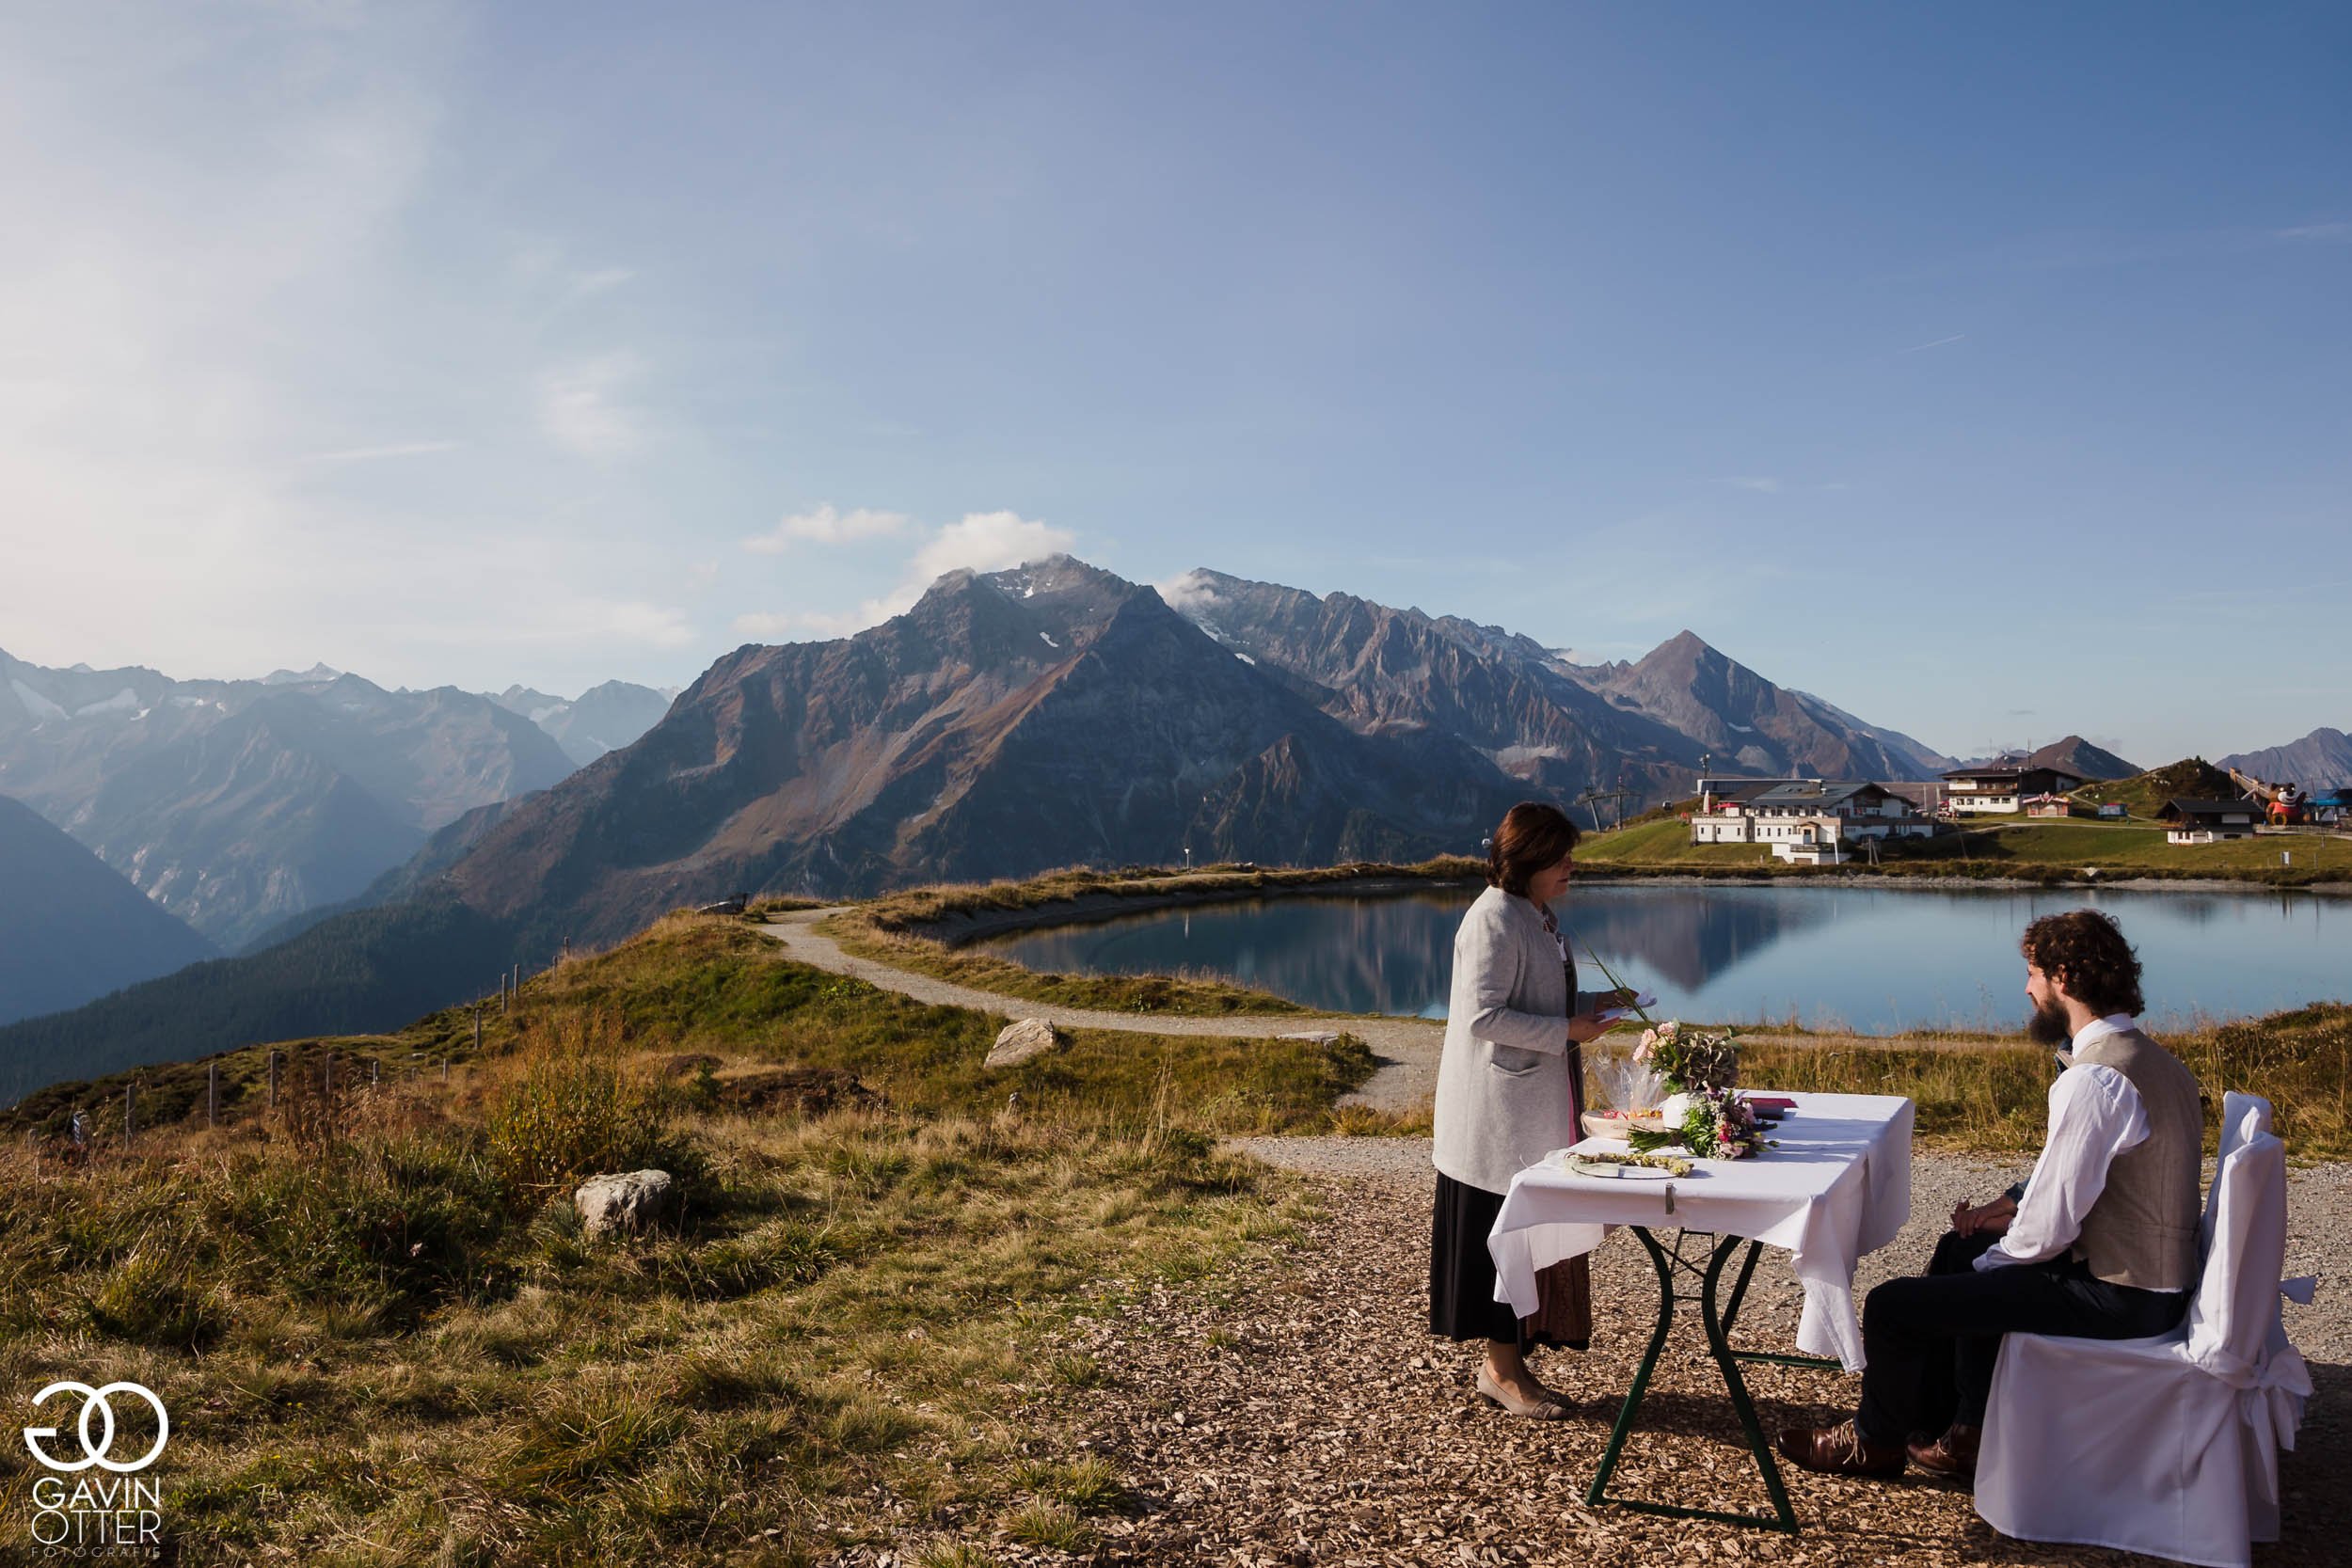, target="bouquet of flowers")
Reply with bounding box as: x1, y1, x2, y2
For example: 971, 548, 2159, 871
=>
1630, 1019, 1740, 1096
1580, 949, 1773, 1161
1629, 1085, 1772, 1161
